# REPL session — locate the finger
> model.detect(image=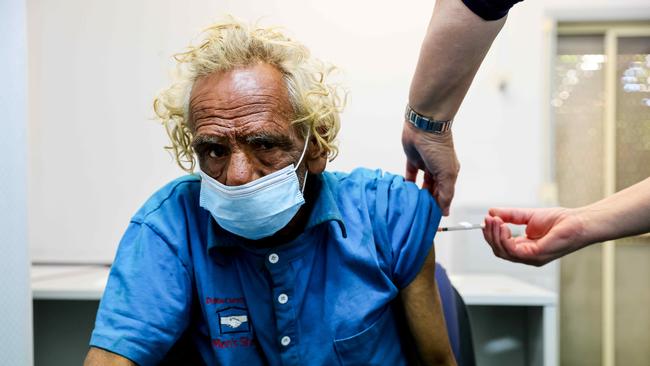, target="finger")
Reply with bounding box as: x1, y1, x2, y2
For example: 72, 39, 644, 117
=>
488, 207, 534, 225
499, 223, 517, 258
526, 239, 555, 266
405, 161, 419, 183
435, 176, 455, 216
512, 239, 546, 266
488, 216, 506, 258
422, 171, 438, 202
482, 216, 495, 247
481, 216, 492, 244
495, 217, 516, 259
513, 239, 537, 257
492, 216, 507, 257
524, 216, 554, 240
